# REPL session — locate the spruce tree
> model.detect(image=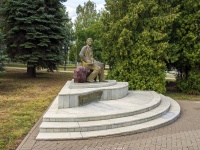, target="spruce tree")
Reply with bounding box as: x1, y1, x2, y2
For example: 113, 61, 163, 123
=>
102, 0, 178, 93
1, 0, 68, 77
0, 1, 6, 73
